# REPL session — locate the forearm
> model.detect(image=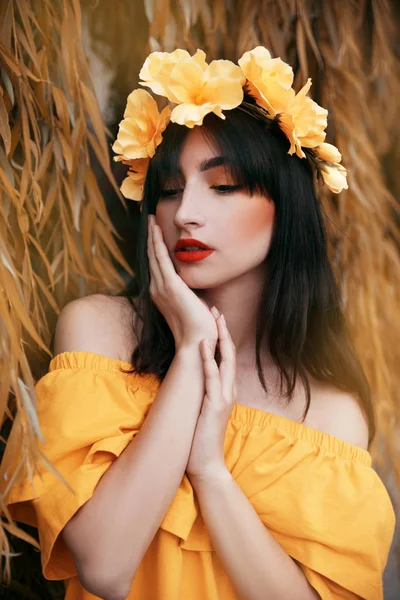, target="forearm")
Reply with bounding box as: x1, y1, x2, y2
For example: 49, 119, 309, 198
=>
191, 472, 320, 600
64, 345, 204, 597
